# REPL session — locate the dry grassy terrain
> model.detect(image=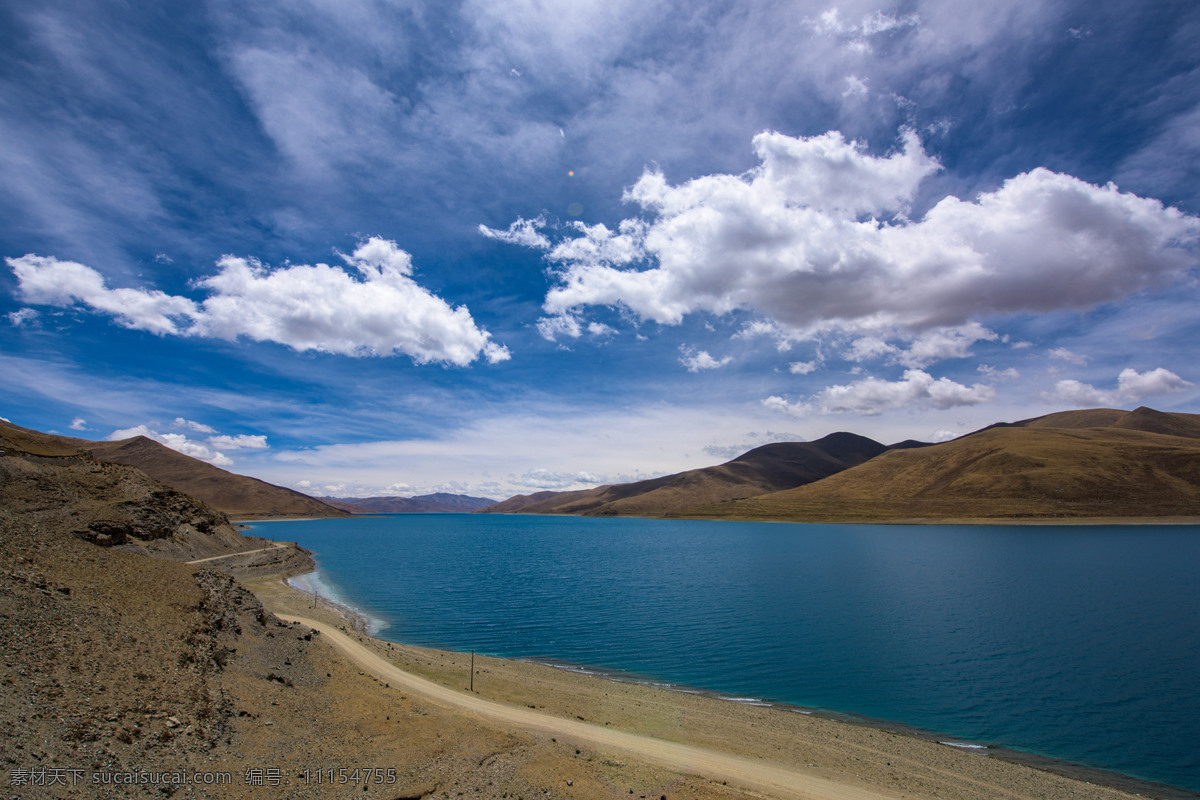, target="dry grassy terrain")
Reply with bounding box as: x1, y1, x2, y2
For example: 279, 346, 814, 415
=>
485, 407, 1200, 523
679, 408, 1200, 522
484, 433, 890, 517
